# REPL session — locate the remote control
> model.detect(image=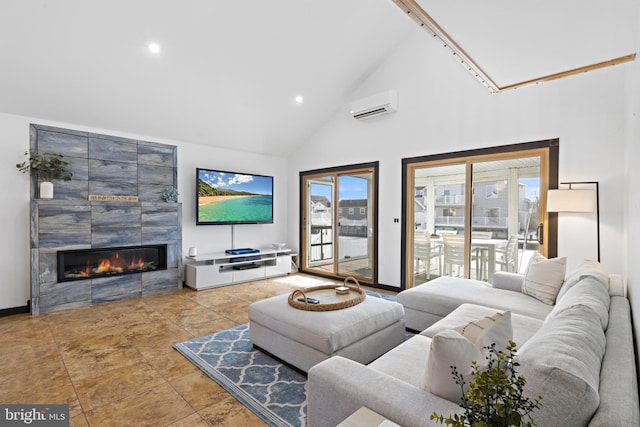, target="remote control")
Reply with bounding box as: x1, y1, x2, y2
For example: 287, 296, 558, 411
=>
297, 297, 320, 304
